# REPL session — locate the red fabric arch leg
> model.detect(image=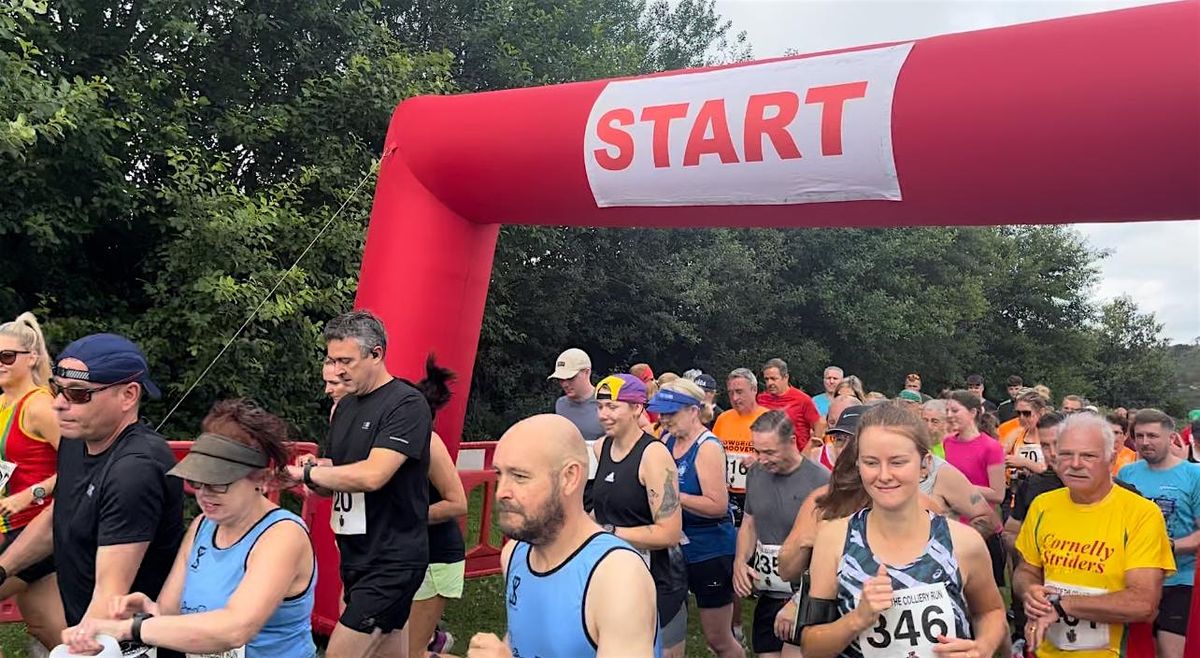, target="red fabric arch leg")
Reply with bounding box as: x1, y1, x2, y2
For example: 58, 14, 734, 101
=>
354, 143, 499, 456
